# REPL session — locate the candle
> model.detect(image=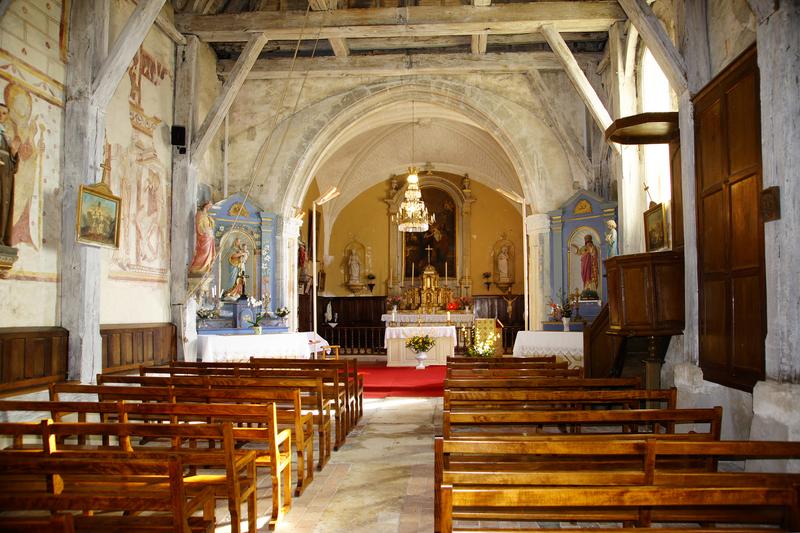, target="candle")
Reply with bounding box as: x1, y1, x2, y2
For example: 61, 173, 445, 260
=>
447, 311, 451, 321
445, 262, 448, 284
411, 263, 415, 287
